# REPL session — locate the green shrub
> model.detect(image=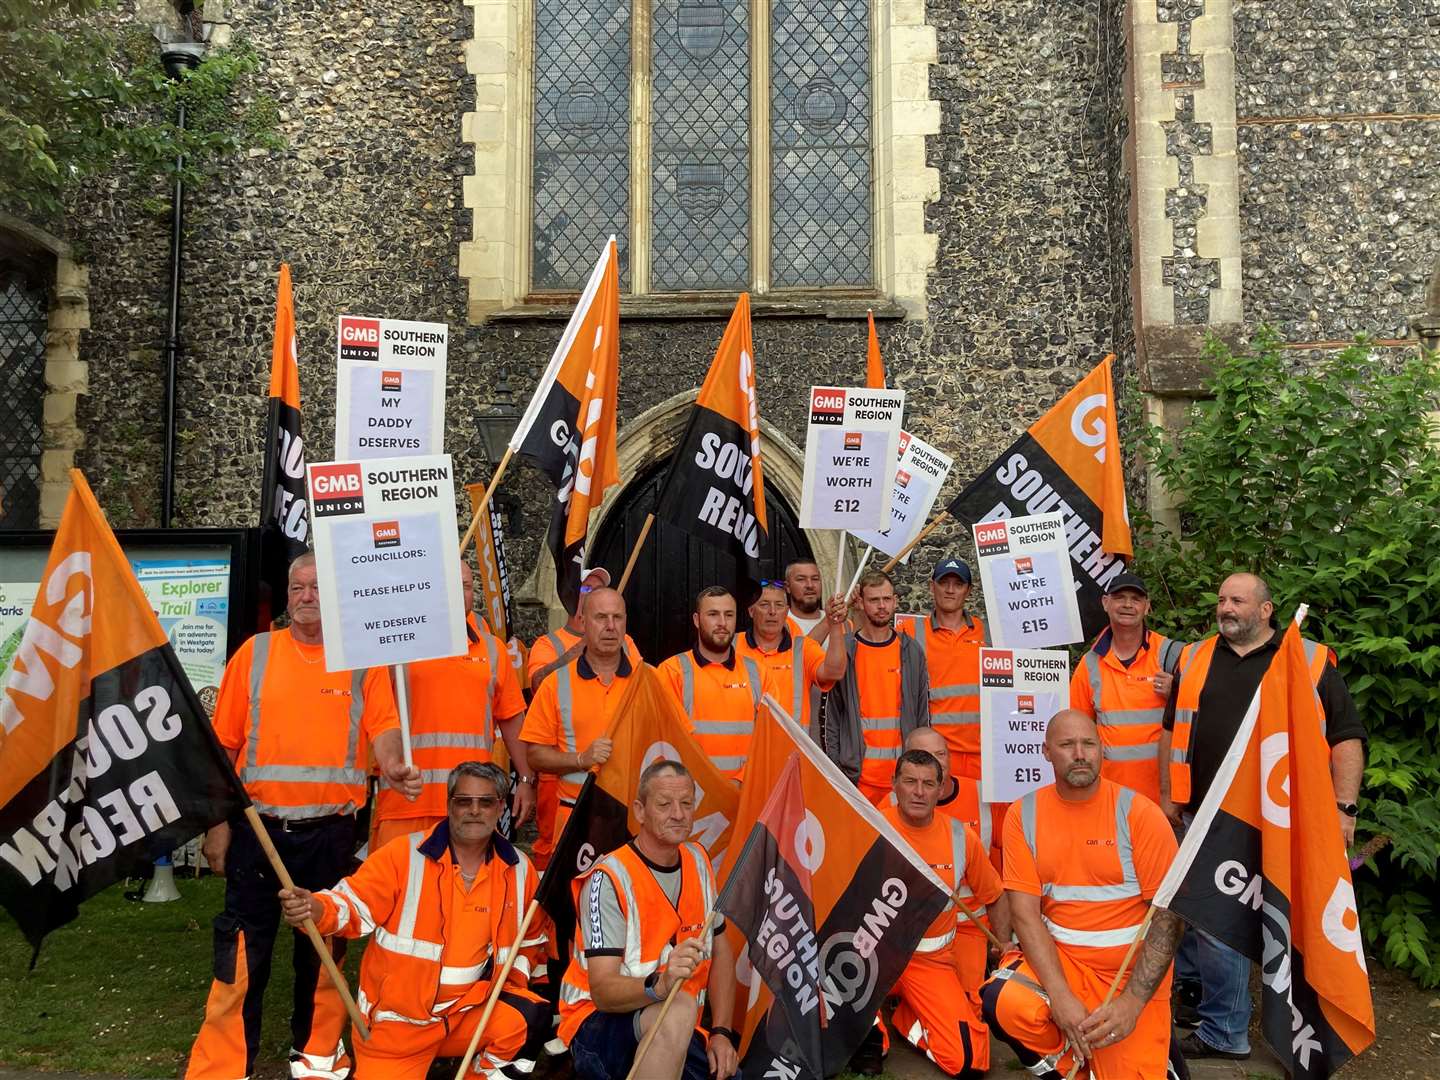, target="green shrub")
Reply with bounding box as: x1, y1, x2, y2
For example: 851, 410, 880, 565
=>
1129, 328, 1440, 987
